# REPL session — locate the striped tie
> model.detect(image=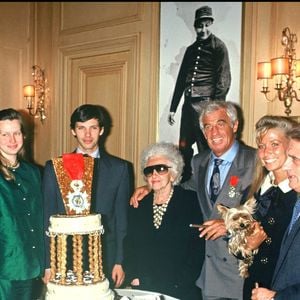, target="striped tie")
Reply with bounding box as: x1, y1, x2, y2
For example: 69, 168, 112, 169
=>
210, 159, 223, 203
